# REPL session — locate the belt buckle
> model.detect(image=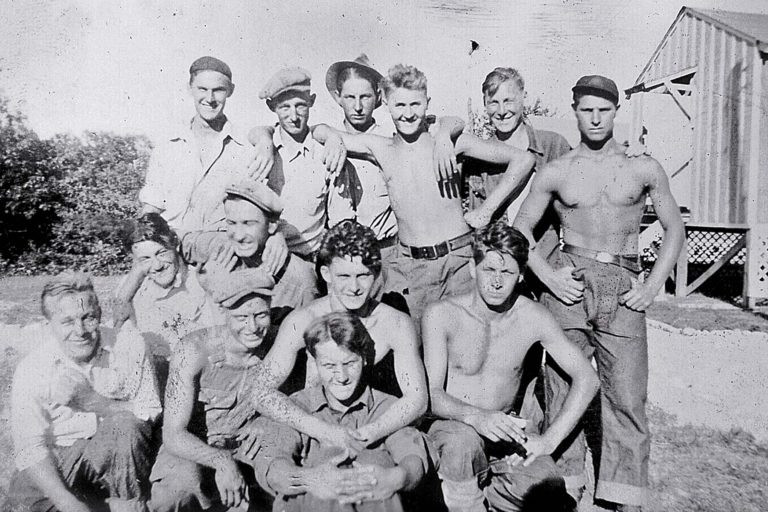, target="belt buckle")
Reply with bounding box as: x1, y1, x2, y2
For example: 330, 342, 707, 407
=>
595, 251, 614, 264
415, 246, 436, 259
